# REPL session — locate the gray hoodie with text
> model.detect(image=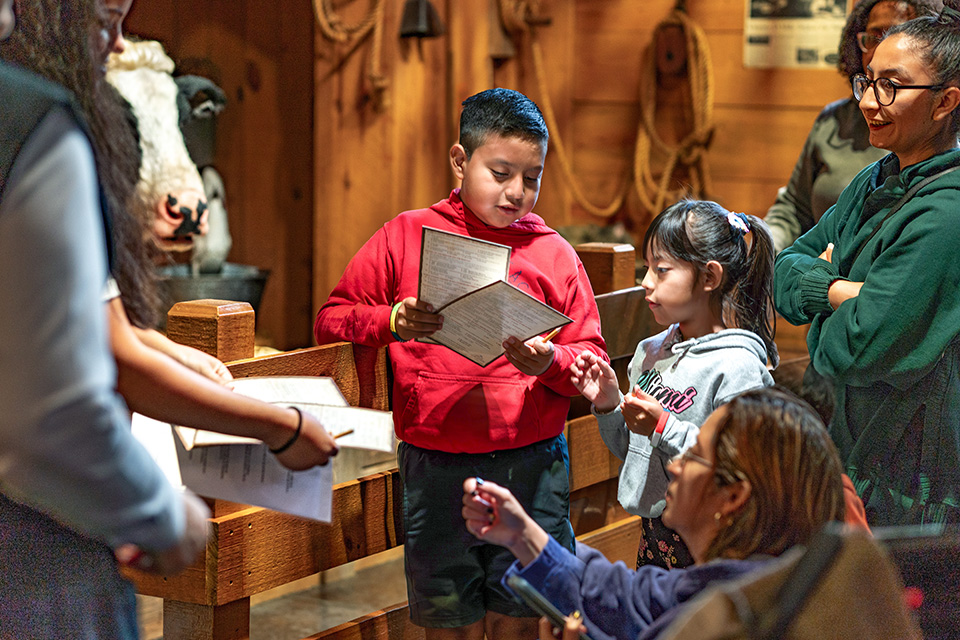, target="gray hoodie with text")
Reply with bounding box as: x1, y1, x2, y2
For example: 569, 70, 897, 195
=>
593, 324, 774, 518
